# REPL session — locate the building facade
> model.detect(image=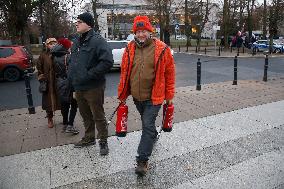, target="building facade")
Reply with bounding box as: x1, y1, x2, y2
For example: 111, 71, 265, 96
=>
83, 0, 220, 40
